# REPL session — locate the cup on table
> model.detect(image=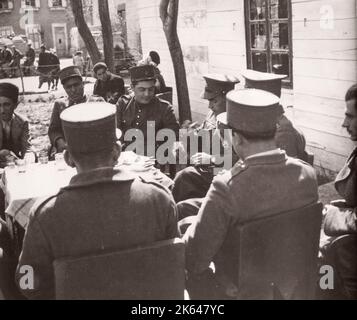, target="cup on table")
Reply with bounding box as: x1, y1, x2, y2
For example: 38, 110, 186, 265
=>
38, 151, 49, 165
55, 153, 66, 171
6, 159, 16, 169
15, 159, 26, 173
